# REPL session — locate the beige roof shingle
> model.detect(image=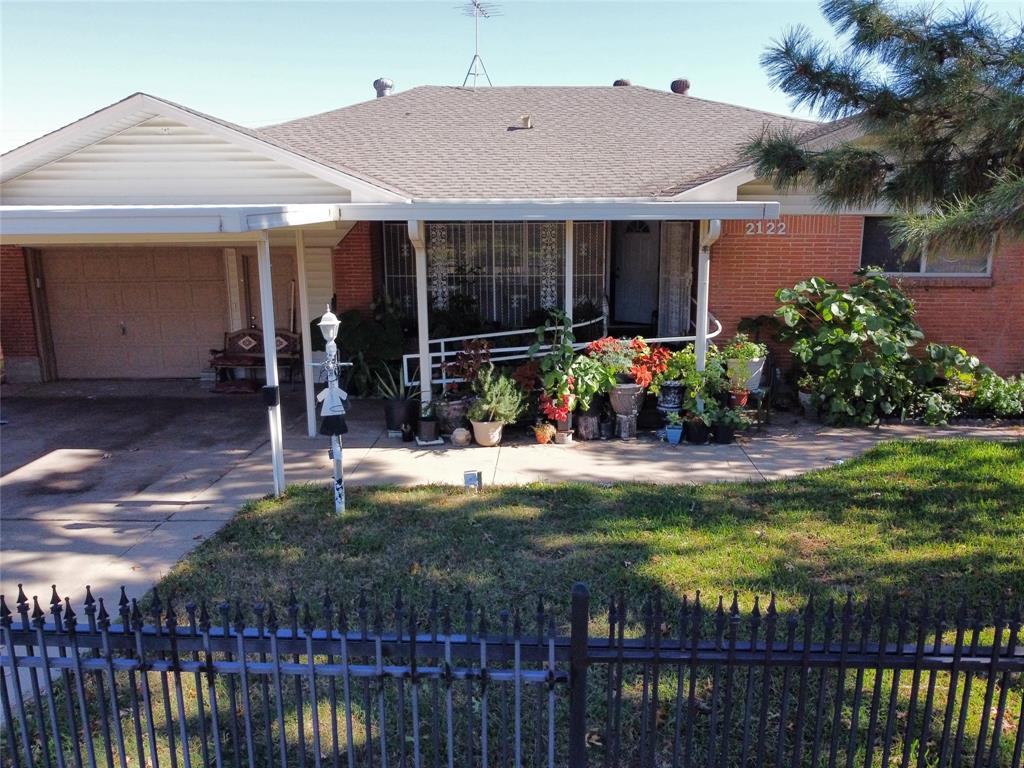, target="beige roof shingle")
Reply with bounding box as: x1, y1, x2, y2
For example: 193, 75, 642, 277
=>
259, 85, 819, 200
